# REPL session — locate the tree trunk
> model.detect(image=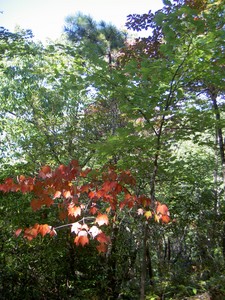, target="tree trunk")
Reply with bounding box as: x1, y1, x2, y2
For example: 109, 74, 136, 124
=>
140, 222, 148, 300
210, 87, 225, 259
210, 87, 225, 197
